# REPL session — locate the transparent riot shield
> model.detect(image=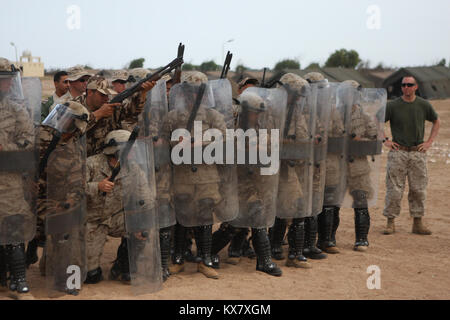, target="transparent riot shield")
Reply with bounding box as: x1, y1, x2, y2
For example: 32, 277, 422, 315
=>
168, 82, 237, 227
45, 136, 87, 297
0, 74, 39, 245
275, 82, 315, 219
230, 86, 287, 228
340, 86, 387, 208
324, 83, 351, 207
311, 81, 332, 215
121, 137, 162, 295
139, 80, 175, 229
